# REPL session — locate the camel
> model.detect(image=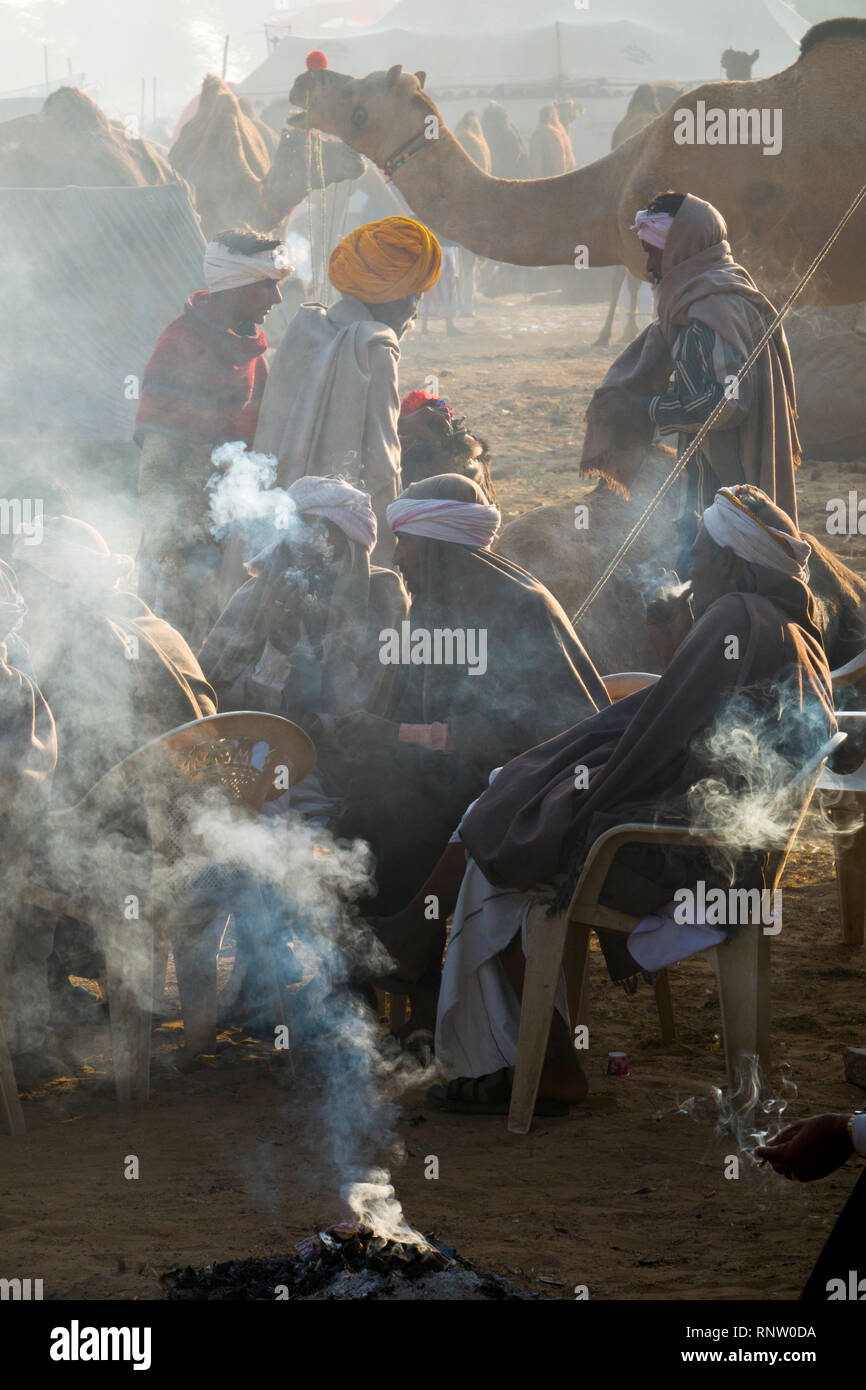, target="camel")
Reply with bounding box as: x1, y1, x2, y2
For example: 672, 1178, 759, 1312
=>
496, 448, 866, 676
554, 97, 585, 147
595, 81, 683, 347
721, 48, 760, 80
454, 111, 491, 173
785, 309, 866, 461
0, 86, 176, 187
480, 101, 528, 178
170, 75, 364, 237
237, 96, 279, 158
529, 105, 574, 178
287, 19, 866, 305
